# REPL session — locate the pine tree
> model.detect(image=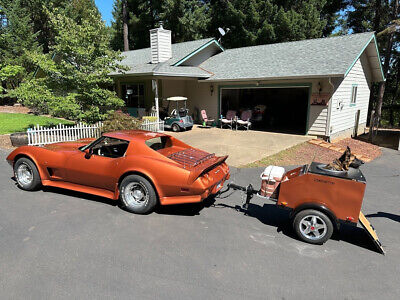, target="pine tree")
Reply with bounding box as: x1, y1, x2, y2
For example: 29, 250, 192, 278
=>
0, 0, 41, 99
